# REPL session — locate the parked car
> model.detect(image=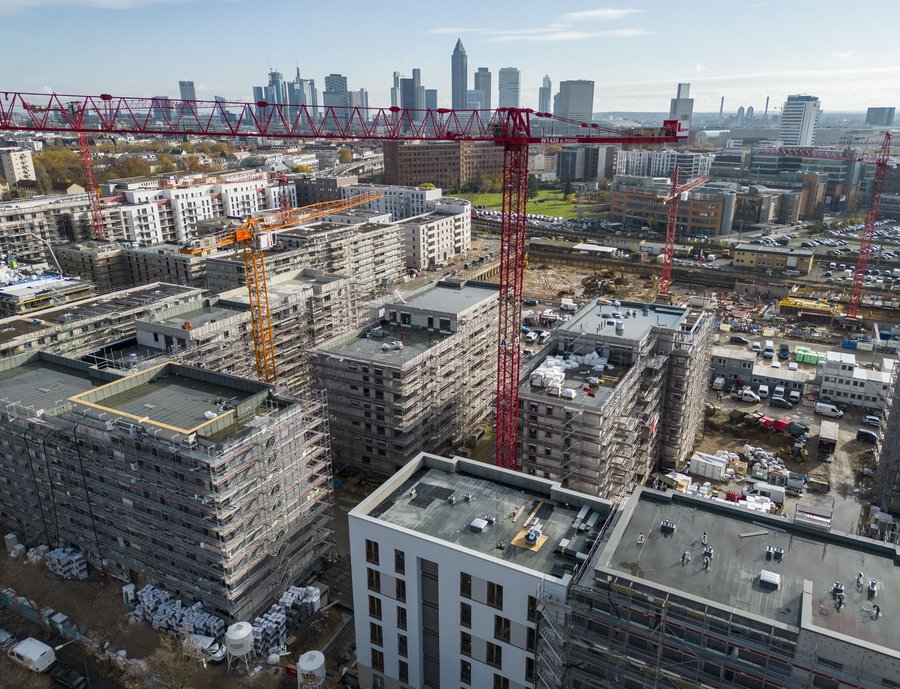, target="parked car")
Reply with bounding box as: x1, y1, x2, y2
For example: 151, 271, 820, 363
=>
788, 390, 802, 403
523, 298, 538, 306
757, 384, 770, 399
815, 402, 844, 418
856, 429, 879, 444
729, 335, 750, 346
862, 415, 882, 427
770, 397, 793, 409
50, 664, 87, 689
